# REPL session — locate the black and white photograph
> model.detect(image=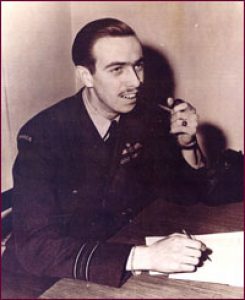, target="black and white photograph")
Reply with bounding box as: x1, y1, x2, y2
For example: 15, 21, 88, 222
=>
1, 1, 244, 299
